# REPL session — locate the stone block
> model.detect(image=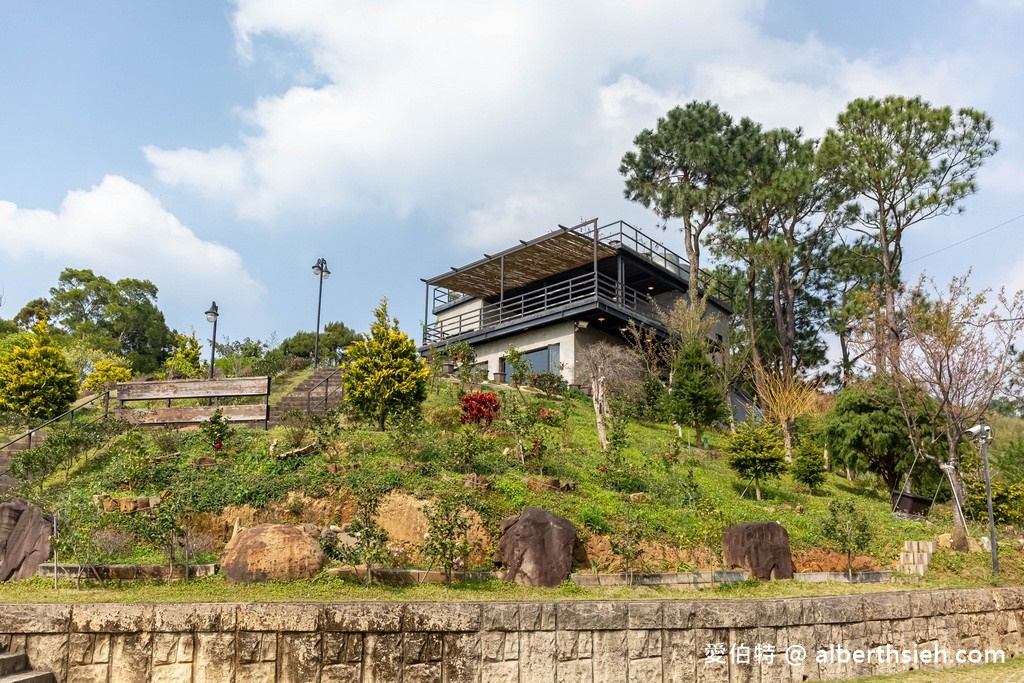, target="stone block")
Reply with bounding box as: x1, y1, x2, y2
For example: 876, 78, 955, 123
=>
26, 633, 68, 682
443, 633, 482, 683
557, 630, 592, 661
324, 633, 363, 664
70, 633, 97, 665
324, 603, 402, 633
559, 602, 627, 631
0, 604, 68, 635
151, 663, 193, 683
593, 630, 627, 683
482, 603, 519, 632
557, 659, 594, 683
693, 601, 757, 629
628, 602, 662, 630
154, 603, 236, 632
364, 633, 403, 683
629, 657, 663, 683
237, 661, 276, 683
482, 660, 518, 683
950, 588, 995, 614
67, 662, 108, 683
153, 633, 181, 665
909, 590, 945, 618
109, 634, 150, 683
72, 604, 154, 634
404, 632, 443, 664
662, 629, 697, 683
628, 629, 661, 659
519, 603, 556, 631
237, 602, 319, 632
194, 633, 236, 683
809, 595, 862, 625
863, 593, 911, 621
403, 603, 481, 632
663, 601, 697, 629
321, 663, 361, 683
404, 662, 442, 683
520, 631, 557, 683
280, 632, 322, 683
